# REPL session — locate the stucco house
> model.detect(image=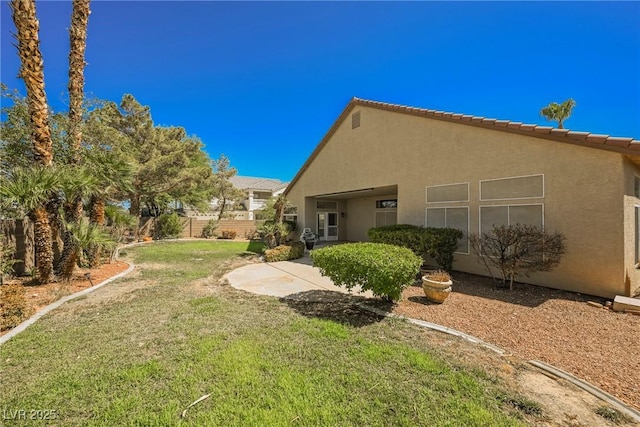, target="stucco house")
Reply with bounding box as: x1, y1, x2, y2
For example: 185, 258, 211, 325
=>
285, 97, 640, 298
228, 176, 288, 220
